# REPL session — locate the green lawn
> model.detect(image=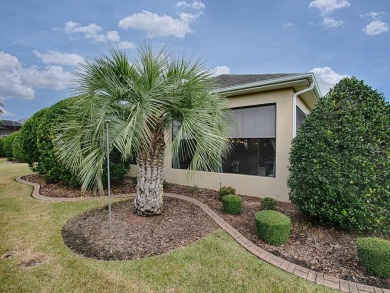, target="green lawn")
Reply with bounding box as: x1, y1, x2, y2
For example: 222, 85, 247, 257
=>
0, 159, 334, 292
